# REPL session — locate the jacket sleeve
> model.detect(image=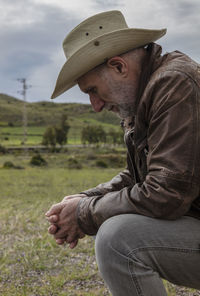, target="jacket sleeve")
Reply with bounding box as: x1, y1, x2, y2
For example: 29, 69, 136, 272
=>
81, 169, 134, 196
77, 71, 200, 235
